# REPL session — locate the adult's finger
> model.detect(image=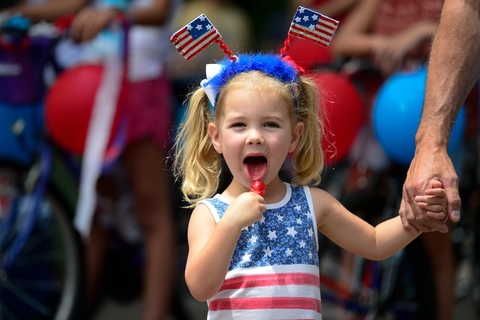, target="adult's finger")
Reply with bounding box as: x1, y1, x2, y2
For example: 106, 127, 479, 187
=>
444, 181, 461, 223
